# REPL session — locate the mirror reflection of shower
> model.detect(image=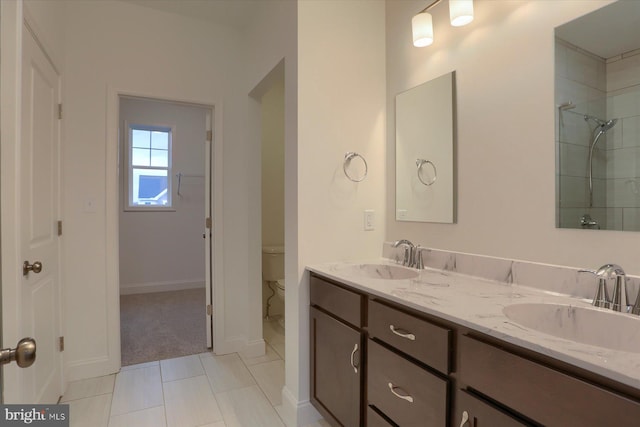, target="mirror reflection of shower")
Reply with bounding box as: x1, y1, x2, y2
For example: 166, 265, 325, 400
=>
557, 101, 621, 230
555, 1, 640, 232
